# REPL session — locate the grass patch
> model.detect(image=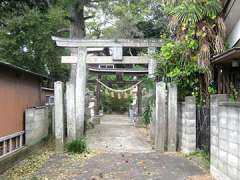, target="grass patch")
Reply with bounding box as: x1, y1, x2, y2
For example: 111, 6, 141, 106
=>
65, 138, 87, 154
185, 147, 210, 169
